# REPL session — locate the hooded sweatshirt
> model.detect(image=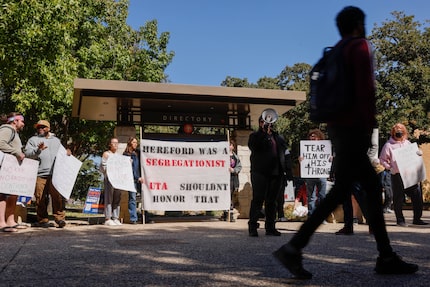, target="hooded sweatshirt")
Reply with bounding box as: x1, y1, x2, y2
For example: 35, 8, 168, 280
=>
379, 137, 411, 175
